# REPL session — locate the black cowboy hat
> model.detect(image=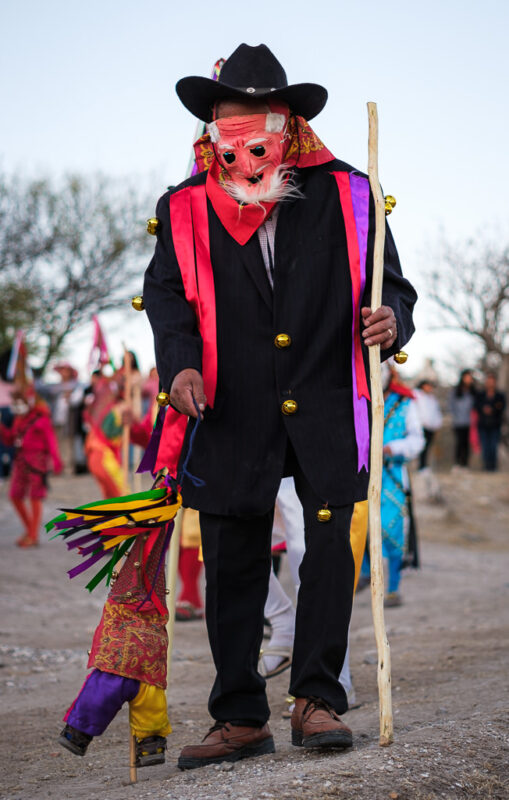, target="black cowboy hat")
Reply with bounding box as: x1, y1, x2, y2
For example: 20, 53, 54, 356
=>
176, 43, 328, 123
